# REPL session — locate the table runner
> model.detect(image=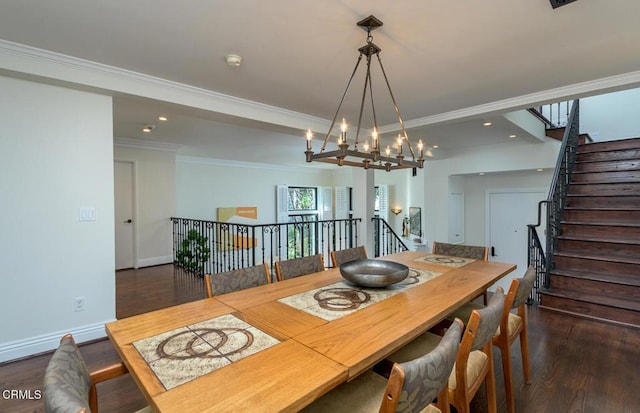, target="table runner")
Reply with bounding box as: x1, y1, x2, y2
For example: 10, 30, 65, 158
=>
278, 268, 442, 321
